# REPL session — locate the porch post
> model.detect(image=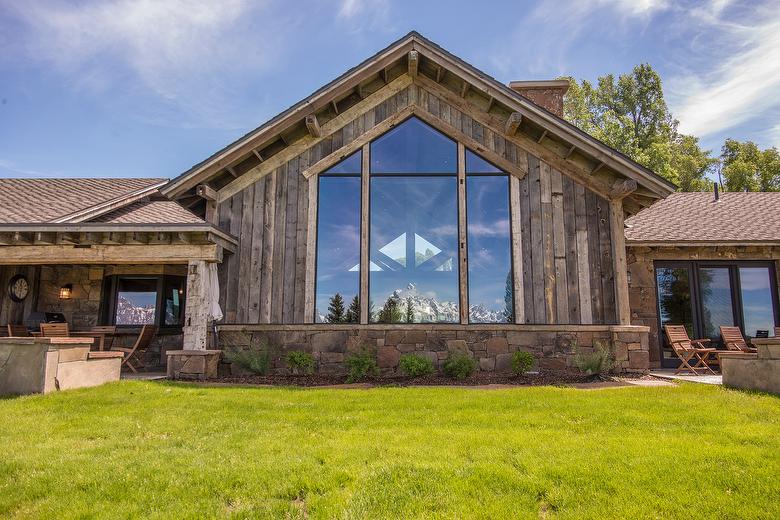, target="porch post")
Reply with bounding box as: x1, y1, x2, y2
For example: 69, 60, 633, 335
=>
182, 259, 211, 350
609, 198, 631, 325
